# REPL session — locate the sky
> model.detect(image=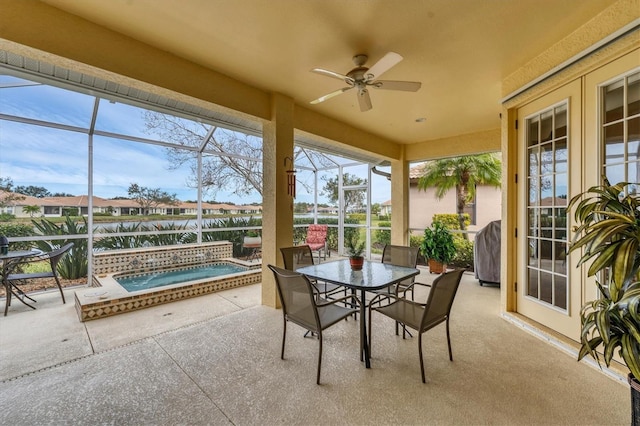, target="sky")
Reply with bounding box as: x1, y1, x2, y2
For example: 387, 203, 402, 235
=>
0, 74, 392, 206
